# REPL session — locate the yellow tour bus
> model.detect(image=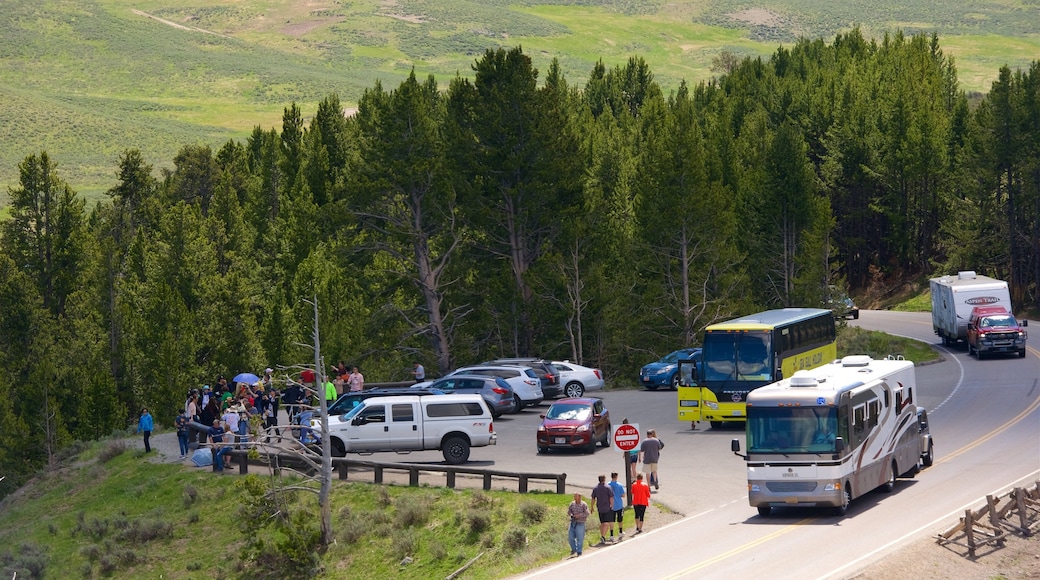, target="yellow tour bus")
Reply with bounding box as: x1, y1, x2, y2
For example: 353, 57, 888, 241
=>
677, 308, 837, 428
